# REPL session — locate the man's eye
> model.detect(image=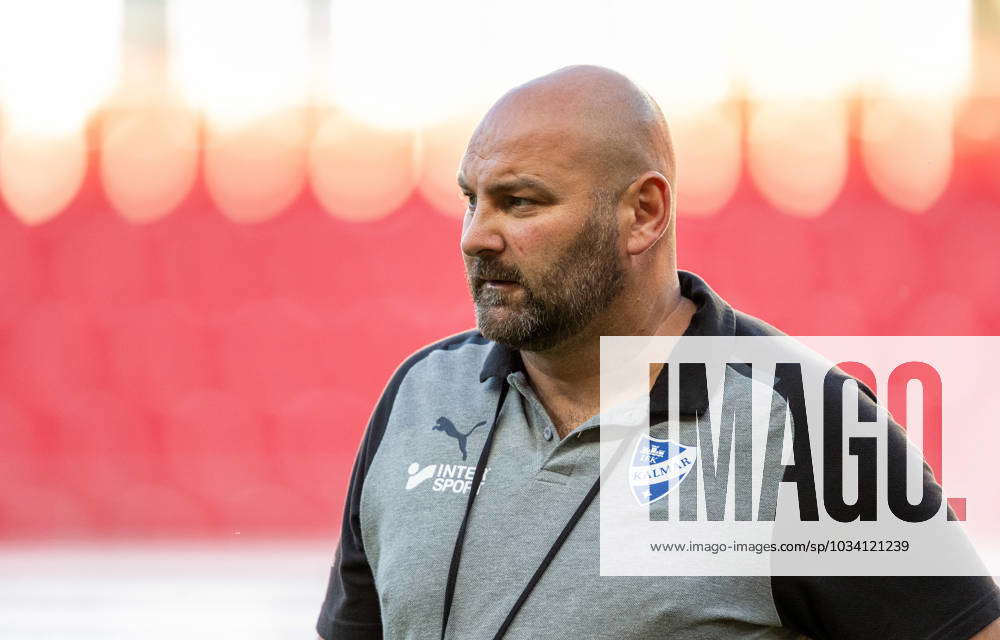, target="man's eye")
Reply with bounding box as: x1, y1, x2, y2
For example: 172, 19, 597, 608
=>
508, 196, 533, 208
463, 193, 477, 210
